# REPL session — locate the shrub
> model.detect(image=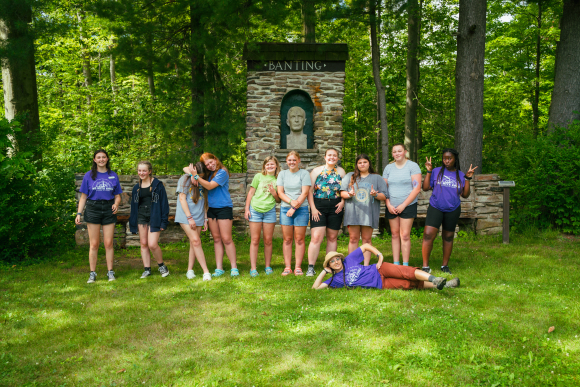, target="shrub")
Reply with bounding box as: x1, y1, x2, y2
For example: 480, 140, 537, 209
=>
0, 118, 76, 262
